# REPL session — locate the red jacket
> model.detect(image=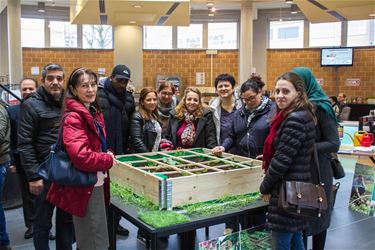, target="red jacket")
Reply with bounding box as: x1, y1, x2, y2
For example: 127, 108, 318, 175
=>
47, 98, 113, 217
